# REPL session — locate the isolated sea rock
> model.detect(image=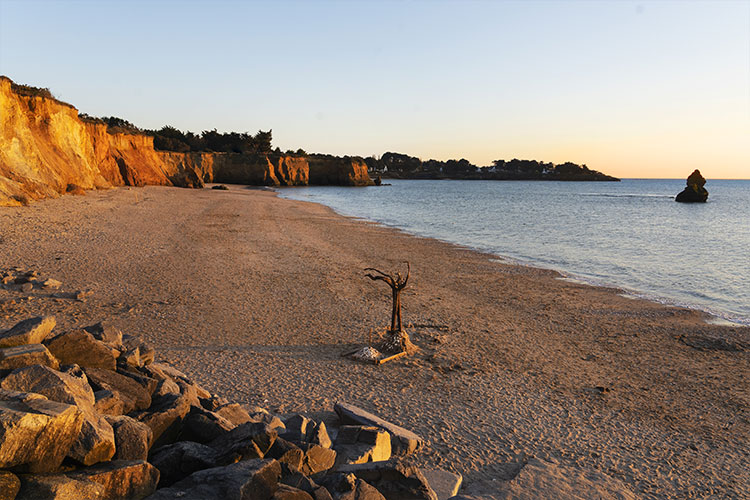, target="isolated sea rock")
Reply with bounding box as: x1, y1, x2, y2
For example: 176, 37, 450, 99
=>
675, 169, 708, 203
